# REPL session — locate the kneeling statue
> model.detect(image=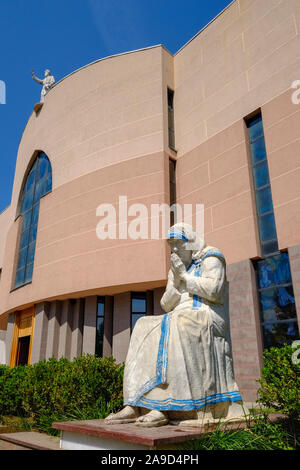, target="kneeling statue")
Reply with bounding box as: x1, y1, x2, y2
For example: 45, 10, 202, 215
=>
106, 223, 249, 427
